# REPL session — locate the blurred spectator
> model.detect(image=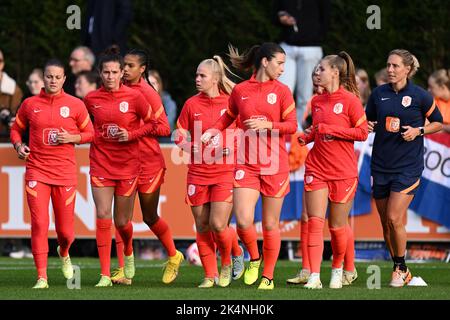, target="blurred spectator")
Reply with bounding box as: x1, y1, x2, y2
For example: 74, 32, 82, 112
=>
25, 69, 44, 97
64, 46, 95, 96
0, 49, 23, 142
374, 68, 389, 86
428, 69, 450, 132
274, 0, 330, 126
81, 0, 133, 56
356, 68, 371, 107
75, 70, 100, 99
148, 70, 177, 132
